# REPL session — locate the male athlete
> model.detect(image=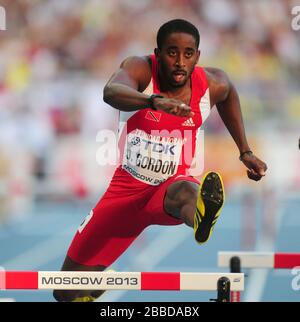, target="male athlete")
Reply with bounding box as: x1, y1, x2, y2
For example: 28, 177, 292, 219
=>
53, 19, 267, 302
